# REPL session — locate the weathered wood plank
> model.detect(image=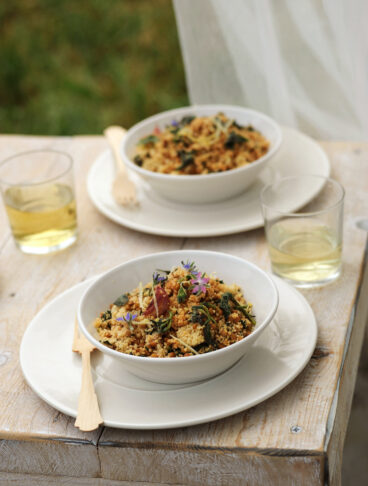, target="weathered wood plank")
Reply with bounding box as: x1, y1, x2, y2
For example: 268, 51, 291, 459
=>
98, 447, 324, 486
0, 439, 100, 478
0, 471, 174, 485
